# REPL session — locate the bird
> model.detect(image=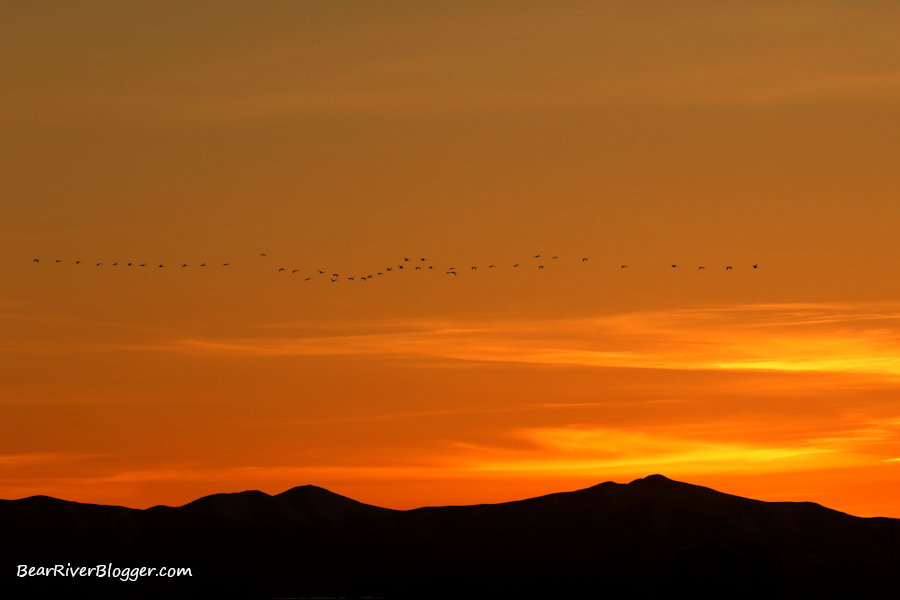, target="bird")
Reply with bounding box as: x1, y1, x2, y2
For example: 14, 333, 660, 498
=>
278, 268, 285, 272
404, 257, 410, 261
200, 263, 206, 267
349, 277, 354, 281
96, 263, 102, 266
333, 274, 339, 277
223, 263, 230, 266
158, 264, 165, 268
535, 255, 541, 258
471, 266, 477, 270
428, 266, 434, 269
304, 277, 311, 281
56, 260, 62, 263
420, 258, 426, 261
446, 271, 456, 275
752, 264, 758, 268
699, 266, 705, 270
378, 272, 384, 276
33, 259, 39, 263
398, 265, 404, 269
292, 270, 298, 273
513, 264, 519, 267
489, 265, 496, 268
671, 264, 678, 268
112, 263, 118, 266
415, 266, 421, 270
582, 258, 588, 262
331, 279, 337, 282
76, 261, 81, 264
726, 266, 733, 270
182, 264, 188, 267
318, 270, 324, 274
538, 265, 544, 269
140, 263, 146, 267
552, 256, 558, 259
387, 268, 393, 271
261, 254, 267, 257
621, 265, 627, 268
